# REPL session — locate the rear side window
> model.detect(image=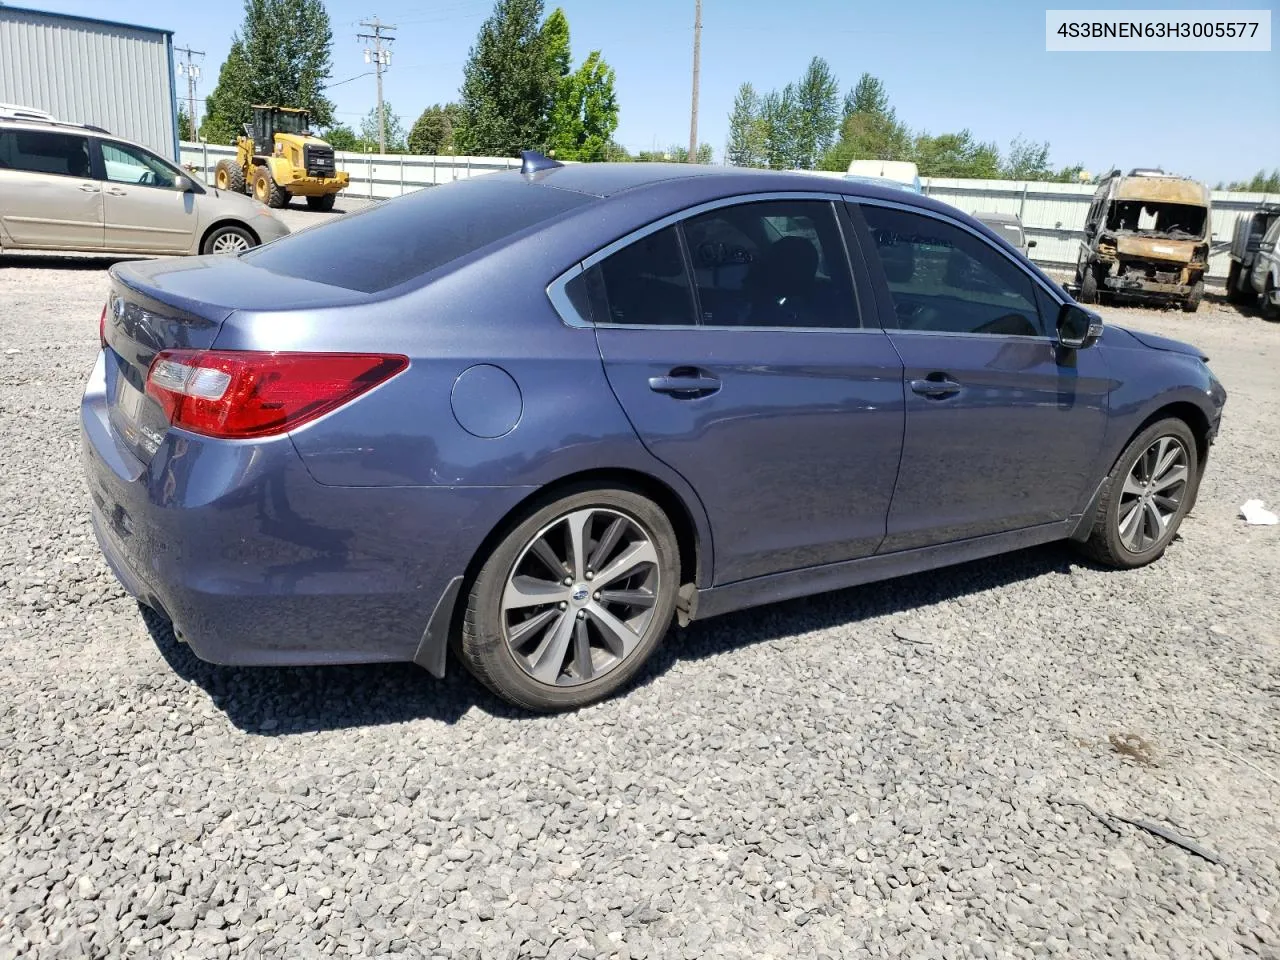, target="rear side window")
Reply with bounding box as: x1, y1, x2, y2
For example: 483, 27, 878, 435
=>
583, 226, 698, 326
0, 130, 92, 177
243, 177, 594, 293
